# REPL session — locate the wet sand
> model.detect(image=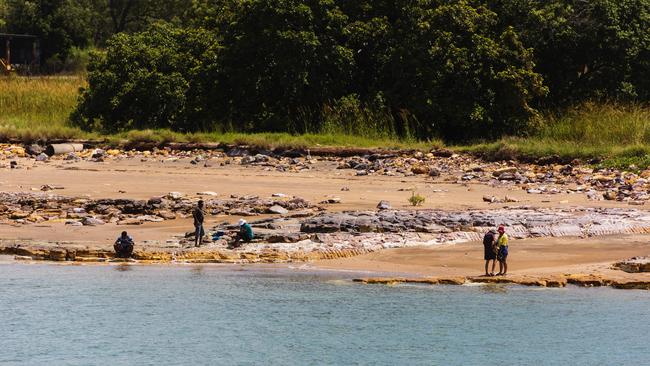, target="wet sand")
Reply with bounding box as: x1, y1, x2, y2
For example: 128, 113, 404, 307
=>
315, 234, 650, 281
